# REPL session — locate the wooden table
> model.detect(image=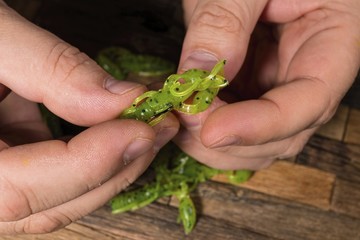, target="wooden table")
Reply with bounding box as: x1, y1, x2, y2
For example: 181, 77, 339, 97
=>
3, 0, 360, 239
4, 106, 360, 239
